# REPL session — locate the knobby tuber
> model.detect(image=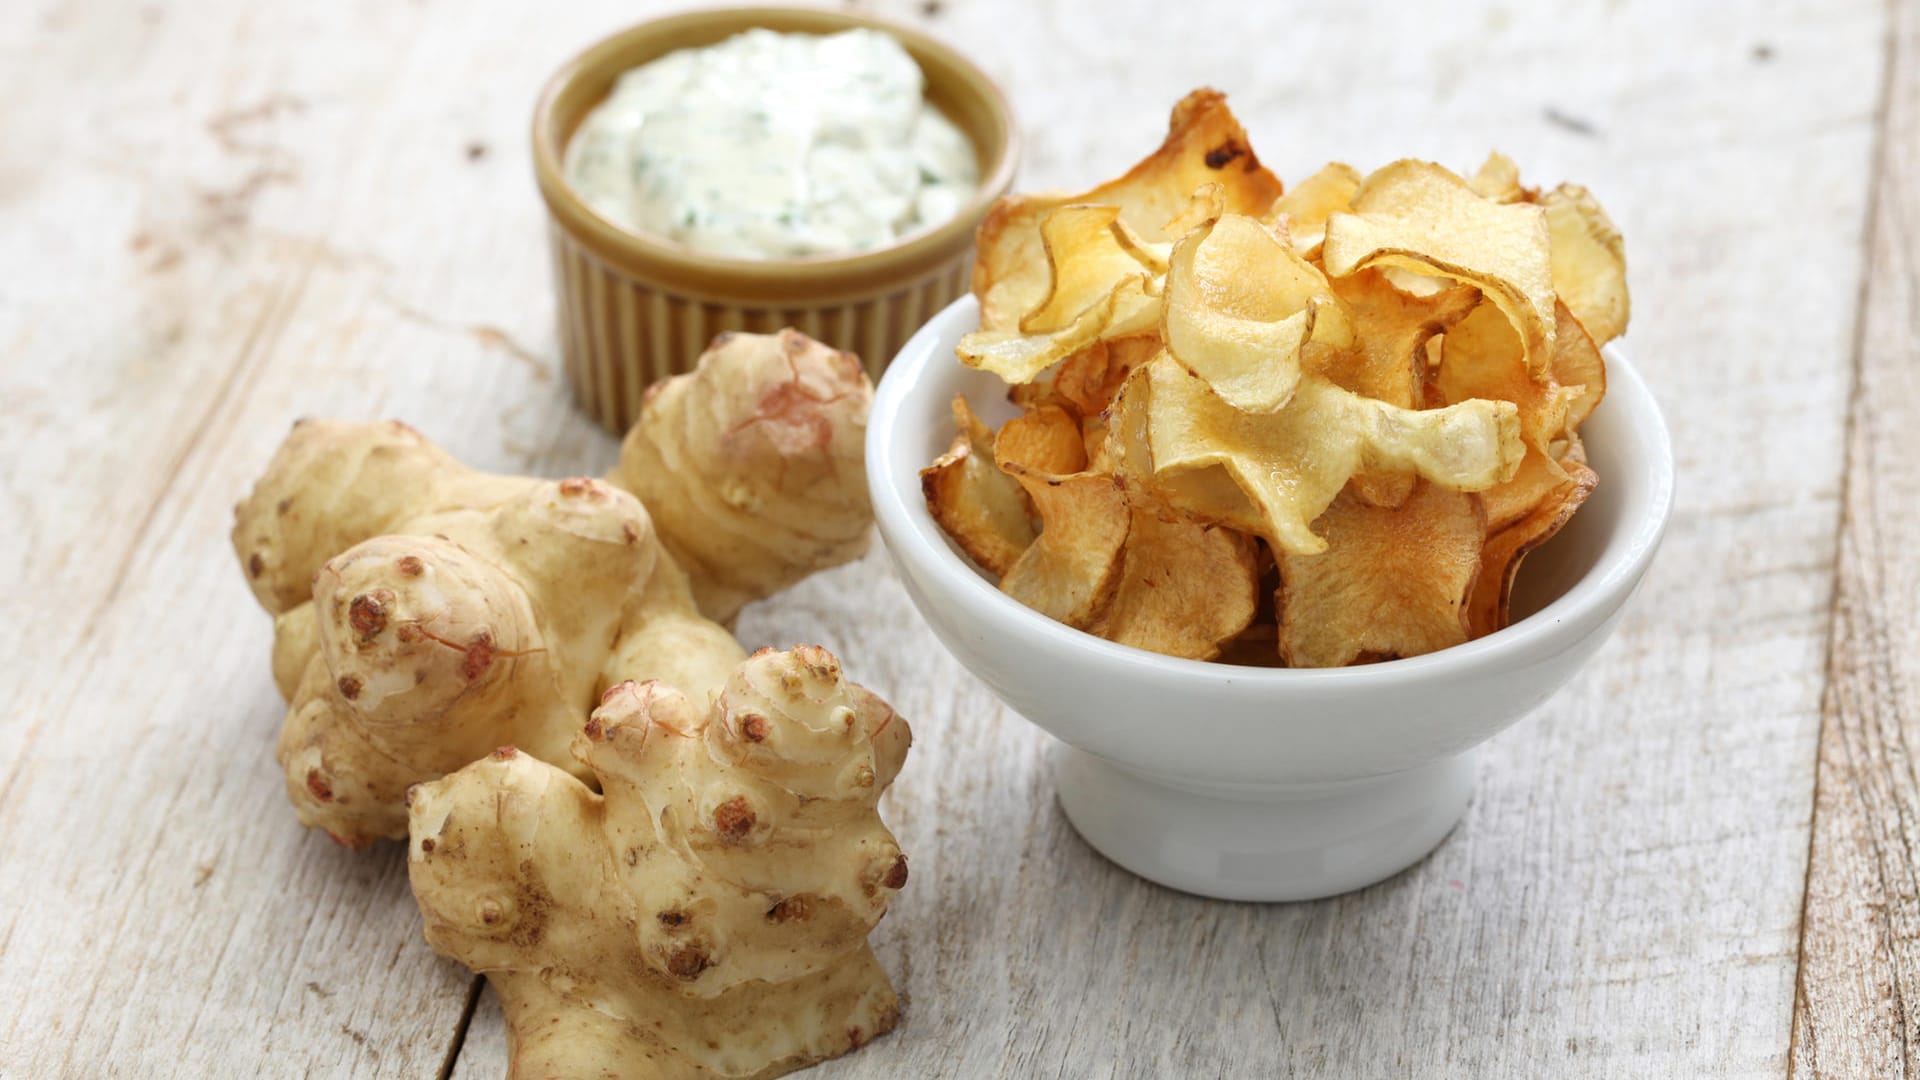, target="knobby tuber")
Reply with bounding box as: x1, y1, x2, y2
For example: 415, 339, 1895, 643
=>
232, 330, 875, 847
612, 329, 874, 624
408, 645, 910, 1079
